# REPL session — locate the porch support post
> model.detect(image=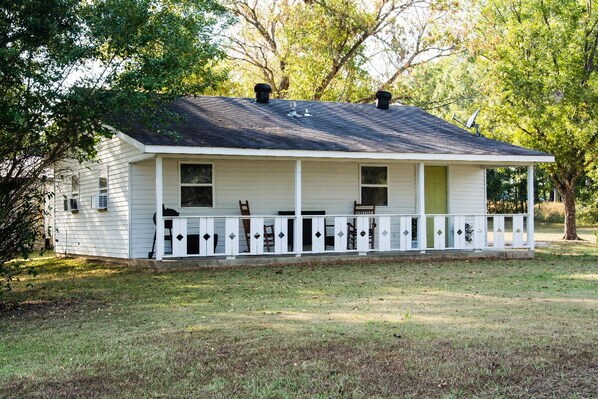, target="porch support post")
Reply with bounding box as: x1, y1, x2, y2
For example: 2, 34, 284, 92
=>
294, 160, 302, 257
417, 163, 426, 253
527, 165, 535, 250
155, 156, 164, 261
